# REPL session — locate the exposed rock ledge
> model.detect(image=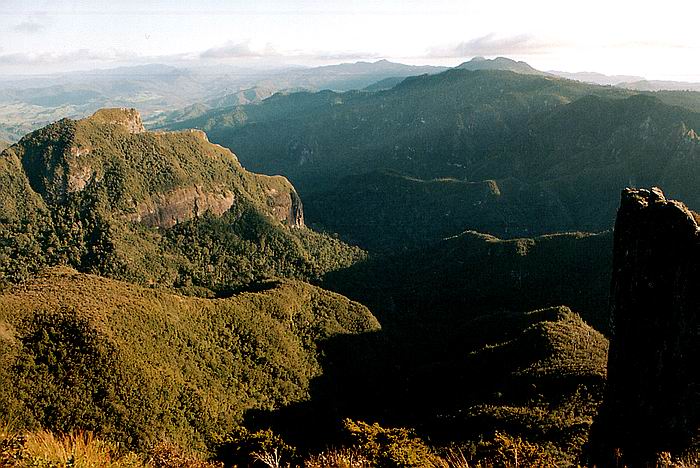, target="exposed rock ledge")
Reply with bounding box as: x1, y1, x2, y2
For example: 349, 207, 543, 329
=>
88, 108, 145, 134
126, 185, 236, 228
